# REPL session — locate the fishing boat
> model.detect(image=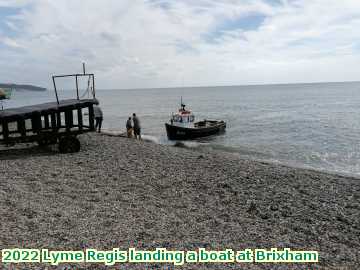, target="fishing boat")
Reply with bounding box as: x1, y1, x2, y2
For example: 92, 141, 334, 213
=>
165, 102, 226, 140
0, 88, 12, 100
0, 88, 12, 110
